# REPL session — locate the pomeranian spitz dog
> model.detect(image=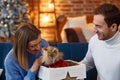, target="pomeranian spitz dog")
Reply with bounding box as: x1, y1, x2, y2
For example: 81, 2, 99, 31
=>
42, 46, 68, 68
